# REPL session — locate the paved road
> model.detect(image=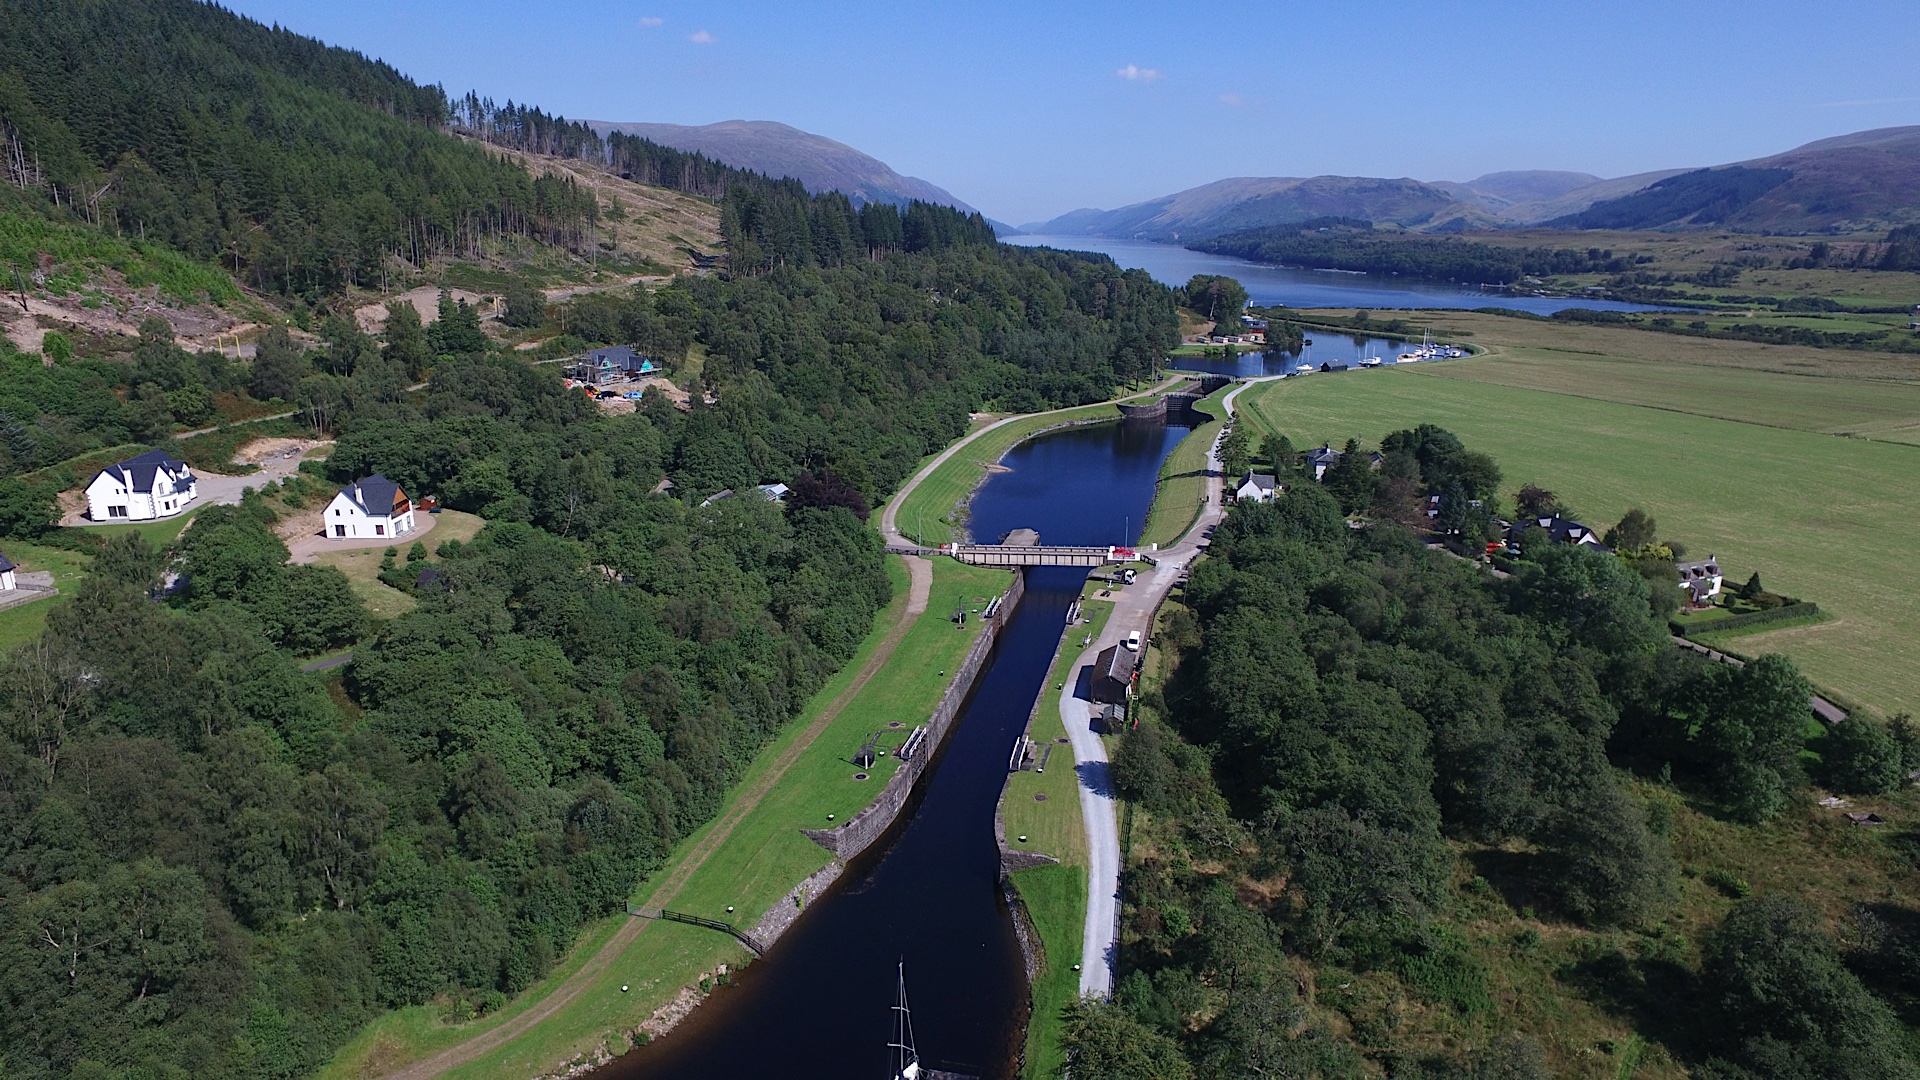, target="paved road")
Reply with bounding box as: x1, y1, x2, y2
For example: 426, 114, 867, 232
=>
1058, 380, 1291, 996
